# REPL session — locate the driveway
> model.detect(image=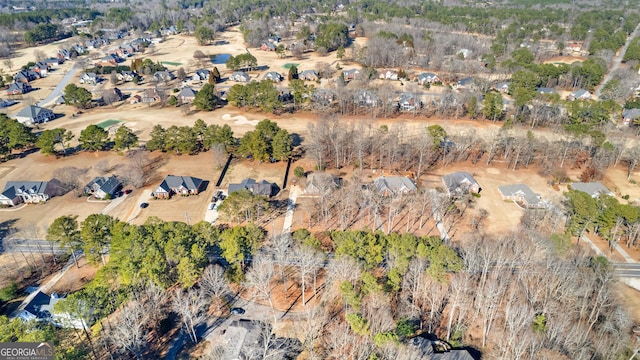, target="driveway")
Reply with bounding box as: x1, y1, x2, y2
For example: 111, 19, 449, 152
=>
204, 191, 226, 223
37, 63, 79, 107
596, 22, 640, 97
